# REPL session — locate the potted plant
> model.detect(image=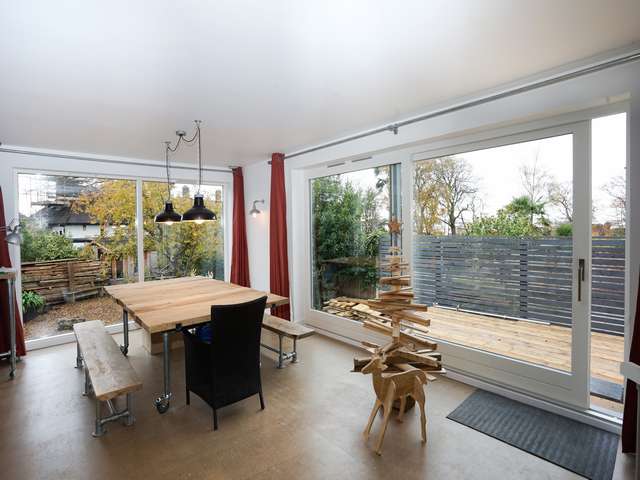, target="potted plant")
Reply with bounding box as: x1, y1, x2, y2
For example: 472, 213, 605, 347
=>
22, 290, 45, 321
